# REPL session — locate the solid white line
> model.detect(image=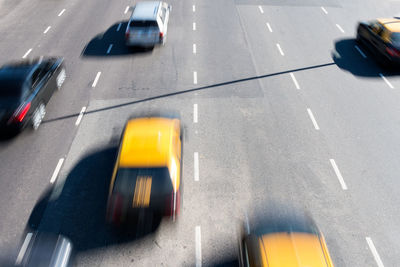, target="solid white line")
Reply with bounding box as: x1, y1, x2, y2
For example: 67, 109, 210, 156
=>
355, 45, 367, 58
379, 73, 394, 88
266, 22, 273, 32
366, 237, 385, 267
321, 6, 328, 14
124, 6, 129, 14
193, 22, 196, 31
290, 72, 300, 89
193, 5, 196, 12
193, 104, 198, 123
193, 43, 197, 54
15, 233, 33, 265
195, 226, 202, 267
117, 23, 122, 31
276, 43, 284, 56
22, 48, 32, 59
58, 9, 66, 16
258, 5, 264, 13
92, 72, 101, 88
75, 106, 86, 126
107, 44, 113, 54
307, 108, 320, 130
193, 71, 198, 84
329, 159, 348, 190
44, 26, 51, 34
336, 24, 345, 33
50, 158, 65, 184
194, 152, 199, 181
